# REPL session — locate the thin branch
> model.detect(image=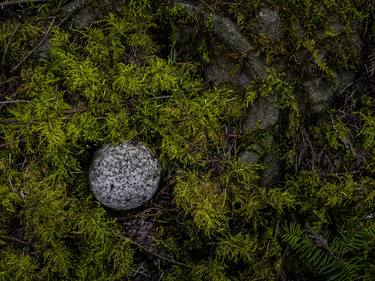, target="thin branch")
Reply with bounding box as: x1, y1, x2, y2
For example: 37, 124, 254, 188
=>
10, 17, 55, 73
115, 232, 190, 268
198, 0, 215, 13
9, 2, 88, 59
0, 119, 24, 124
306, 224, 339, 260
0, 235, 30, 245
0, 99, 29, 104
0, 0, 47, 7
150, 95, 172, 100
1, 23, 20, 66
63, 107, 87, 114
